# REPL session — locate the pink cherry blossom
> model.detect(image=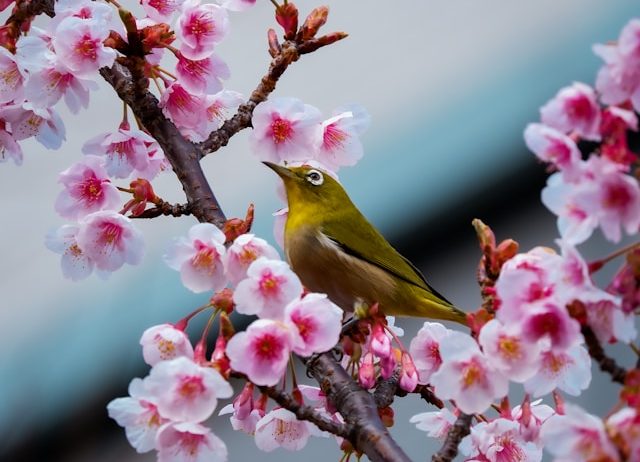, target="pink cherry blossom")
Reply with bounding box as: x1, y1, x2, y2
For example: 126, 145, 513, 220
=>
594, 19, 640, 112
76, 211, 144, 272
164, 223, 227, 293
140, 323, 195, 366
272, 207, 287, 249
0, 126, 22, 165
478, 319, 540, 383
144, 356, 232, 423
51, 17, 116, 77
410, 407, 457, 440
523, 345, 591, 397
184, 90, 244, 142
54, 155, 120, 220
511, 399, 555, 443
249, 97, 322, 164
284, 293, 343, 356
408, 321, 450, 384
132, 140, 169, 180
107, 378, 167, 453
159, 82, 207, 132
254, 408, 314, 452
234, 257, 303, 320
0, 46, 24, 104
600, 106, 638, 167
430, 331, 508, 414
523, 123, 582, 180
460, 418, 542, 462
0, 103, 66, 149
541, 403, 620, 461
226, 319, 293, 386
224, 233, 280, 285
540, 82, 601, 141
519, 302, 581, 351
176, 52, 230, 95
584, 298, 637, 344
51, 0, 117, 31
156, 422, 228, 462
315, 104, 370, 171
606, 407, 640, 460
176, 0, 229, 60
82, 125, 155, 179
45, 224, 95, 280
219, 404, 263, 434
141, 0, 182, 22
24, 62, 97, 114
